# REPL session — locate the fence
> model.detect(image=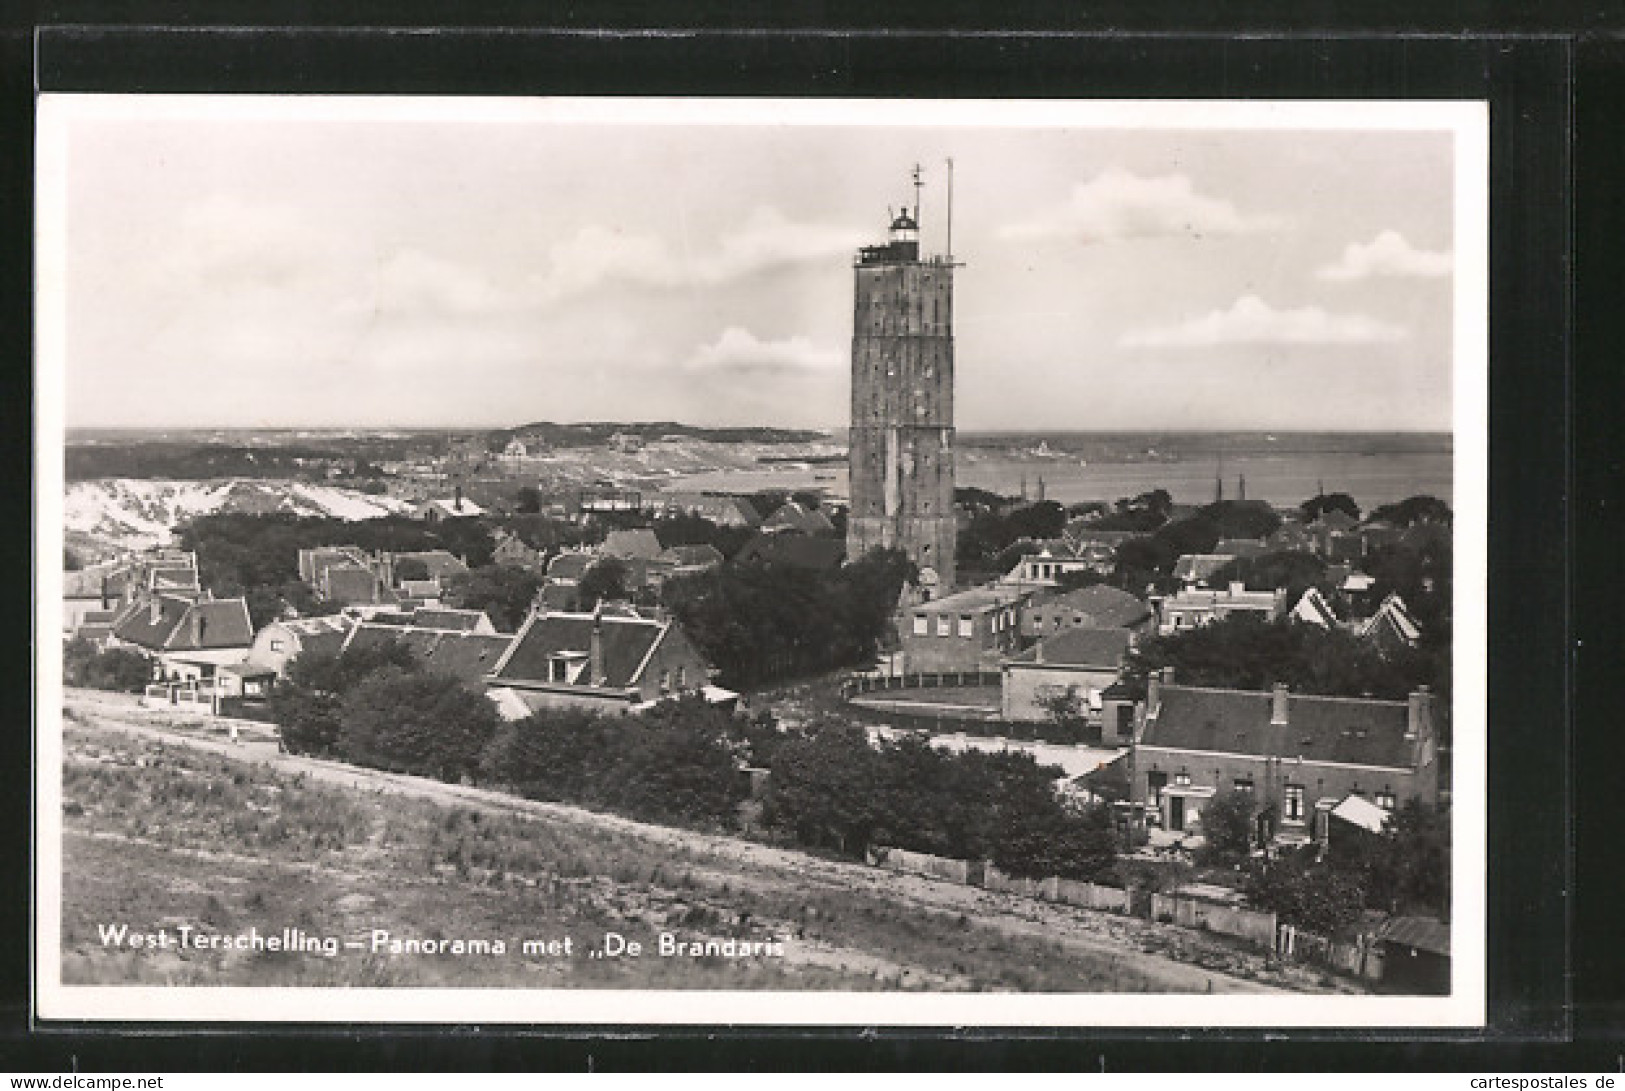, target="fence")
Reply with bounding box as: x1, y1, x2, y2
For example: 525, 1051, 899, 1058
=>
866, 846, 984, 886
1276, 923, 1383, 980
843, 671, 1004, 699
1045, 876, 1132, 913
141, 684, 219, 715
1151, 893, 1279, 948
